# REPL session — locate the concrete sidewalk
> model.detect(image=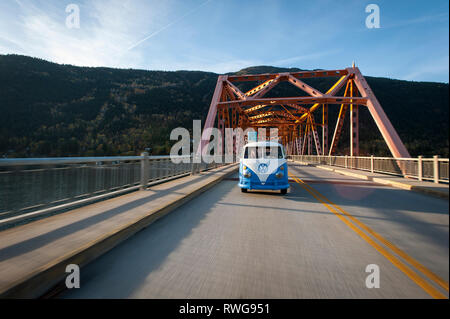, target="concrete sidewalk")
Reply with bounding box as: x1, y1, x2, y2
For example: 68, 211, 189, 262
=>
291, 160, 448, 199
0, 164, 238, 298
